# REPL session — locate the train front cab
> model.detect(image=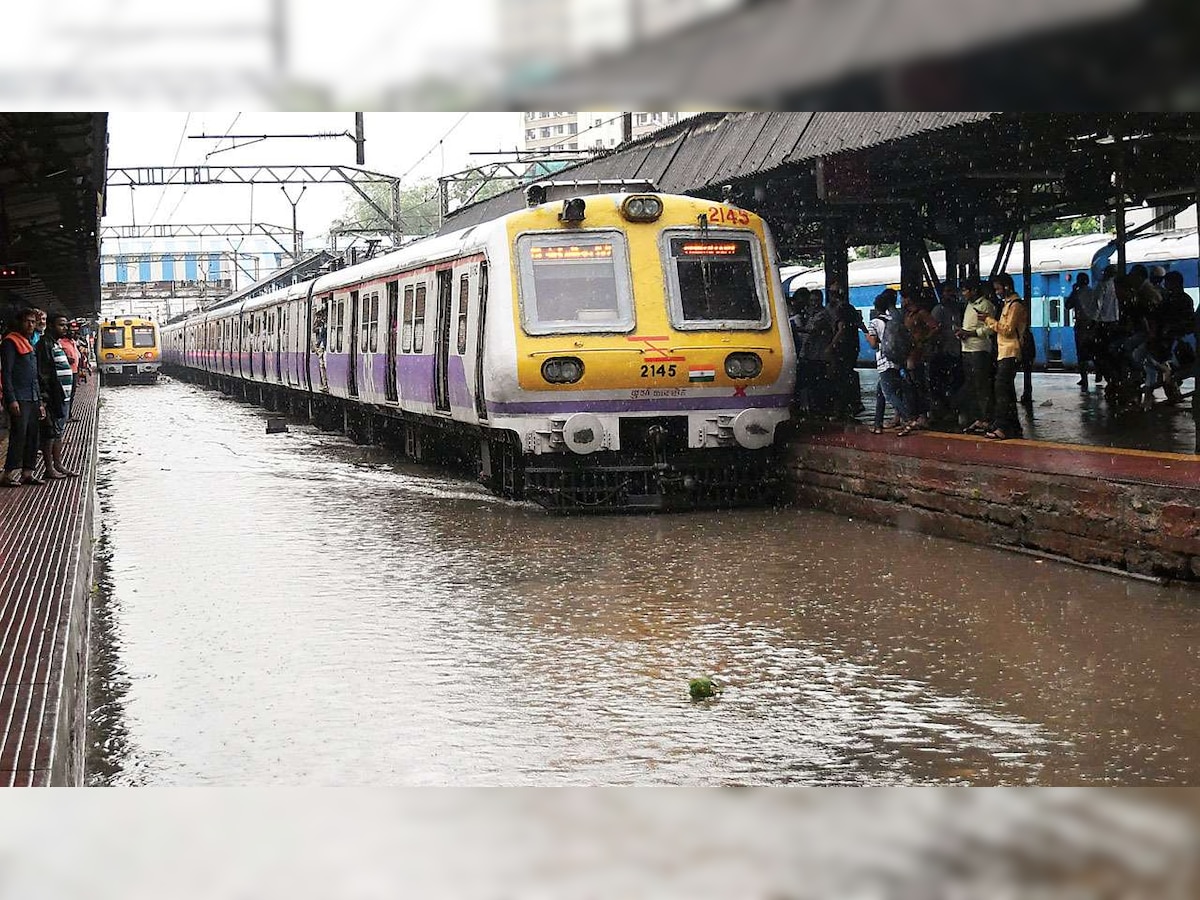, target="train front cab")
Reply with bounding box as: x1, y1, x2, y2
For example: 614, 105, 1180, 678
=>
493, 192, 796, 512
99, 317, 161, 384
